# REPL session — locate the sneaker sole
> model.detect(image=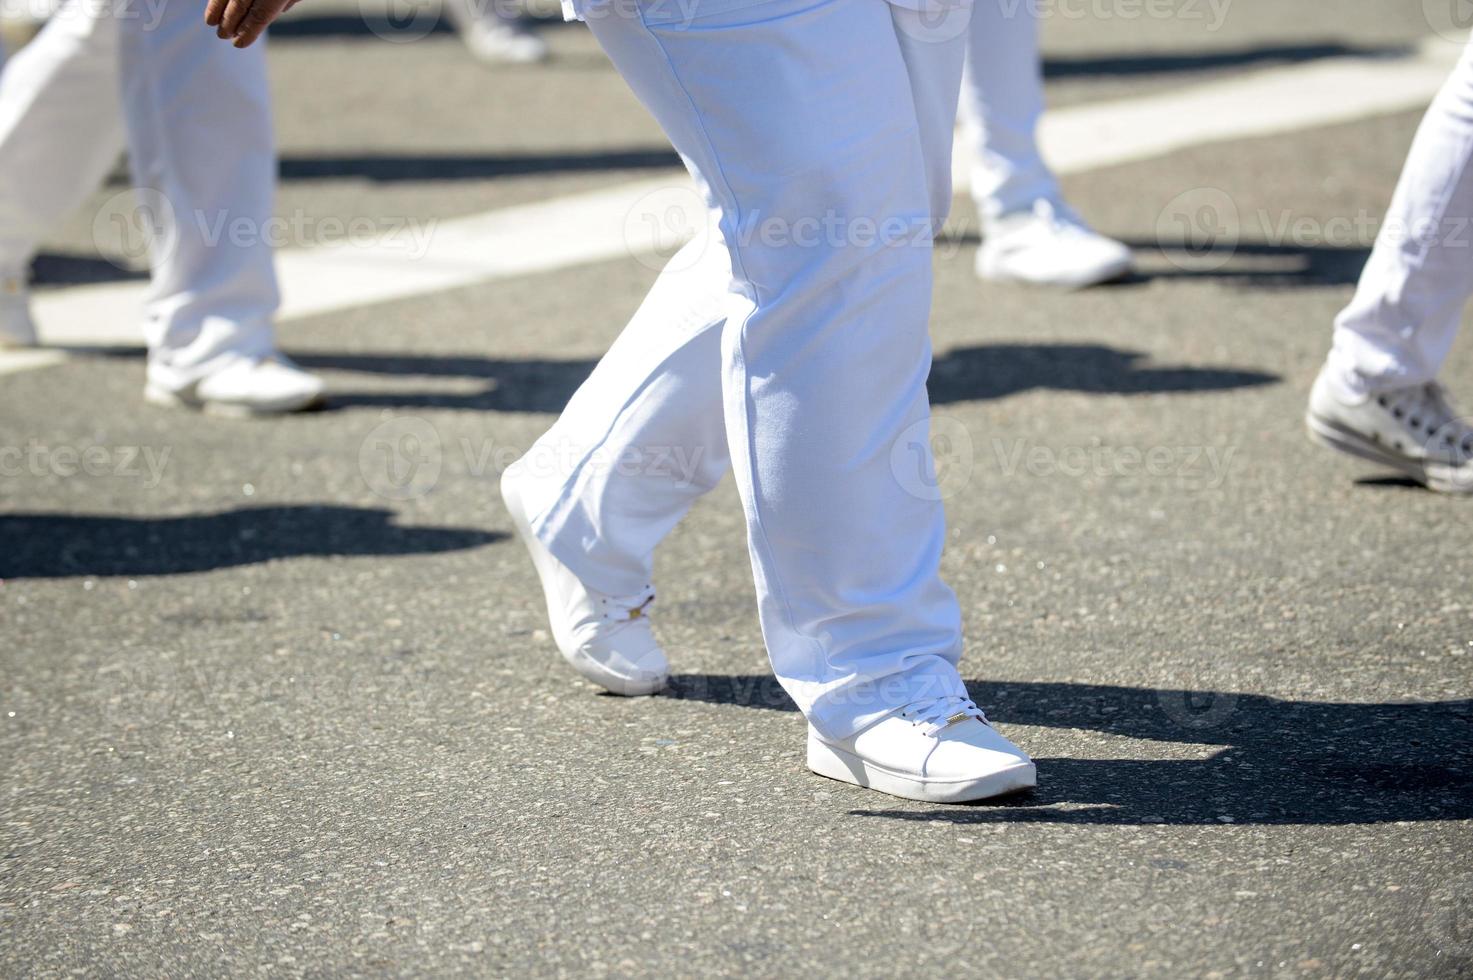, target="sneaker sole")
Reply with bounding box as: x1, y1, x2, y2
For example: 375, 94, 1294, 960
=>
976, 253, 1133, 290
144, 383, 324, 418
807, 730, 1036, 804
1306, 411, 1470, 495
500, 469, 668, 697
